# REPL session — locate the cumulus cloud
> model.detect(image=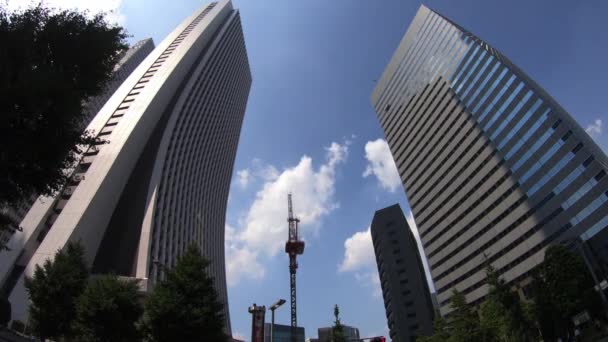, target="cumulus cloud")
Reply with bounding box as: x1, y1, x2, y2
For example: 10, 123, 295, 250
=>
239, 142, 348, 256
225, 141, 349, 287
225, 224, 265, 287
339, 210, 435, 294
5, 0, 126, 24
339, 227, 375, 272
339, 226, 381, 297
586, 119, 603, 137
363, 139, 401, 192
236, 169, 250, 189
